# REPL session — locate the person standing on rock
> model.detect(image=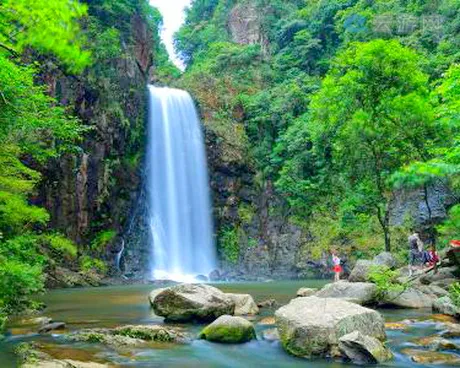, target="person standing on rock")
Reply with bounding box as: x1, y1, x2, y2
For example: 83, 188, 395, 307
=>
331, 250, 342, 282
408, 231, 423, 276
